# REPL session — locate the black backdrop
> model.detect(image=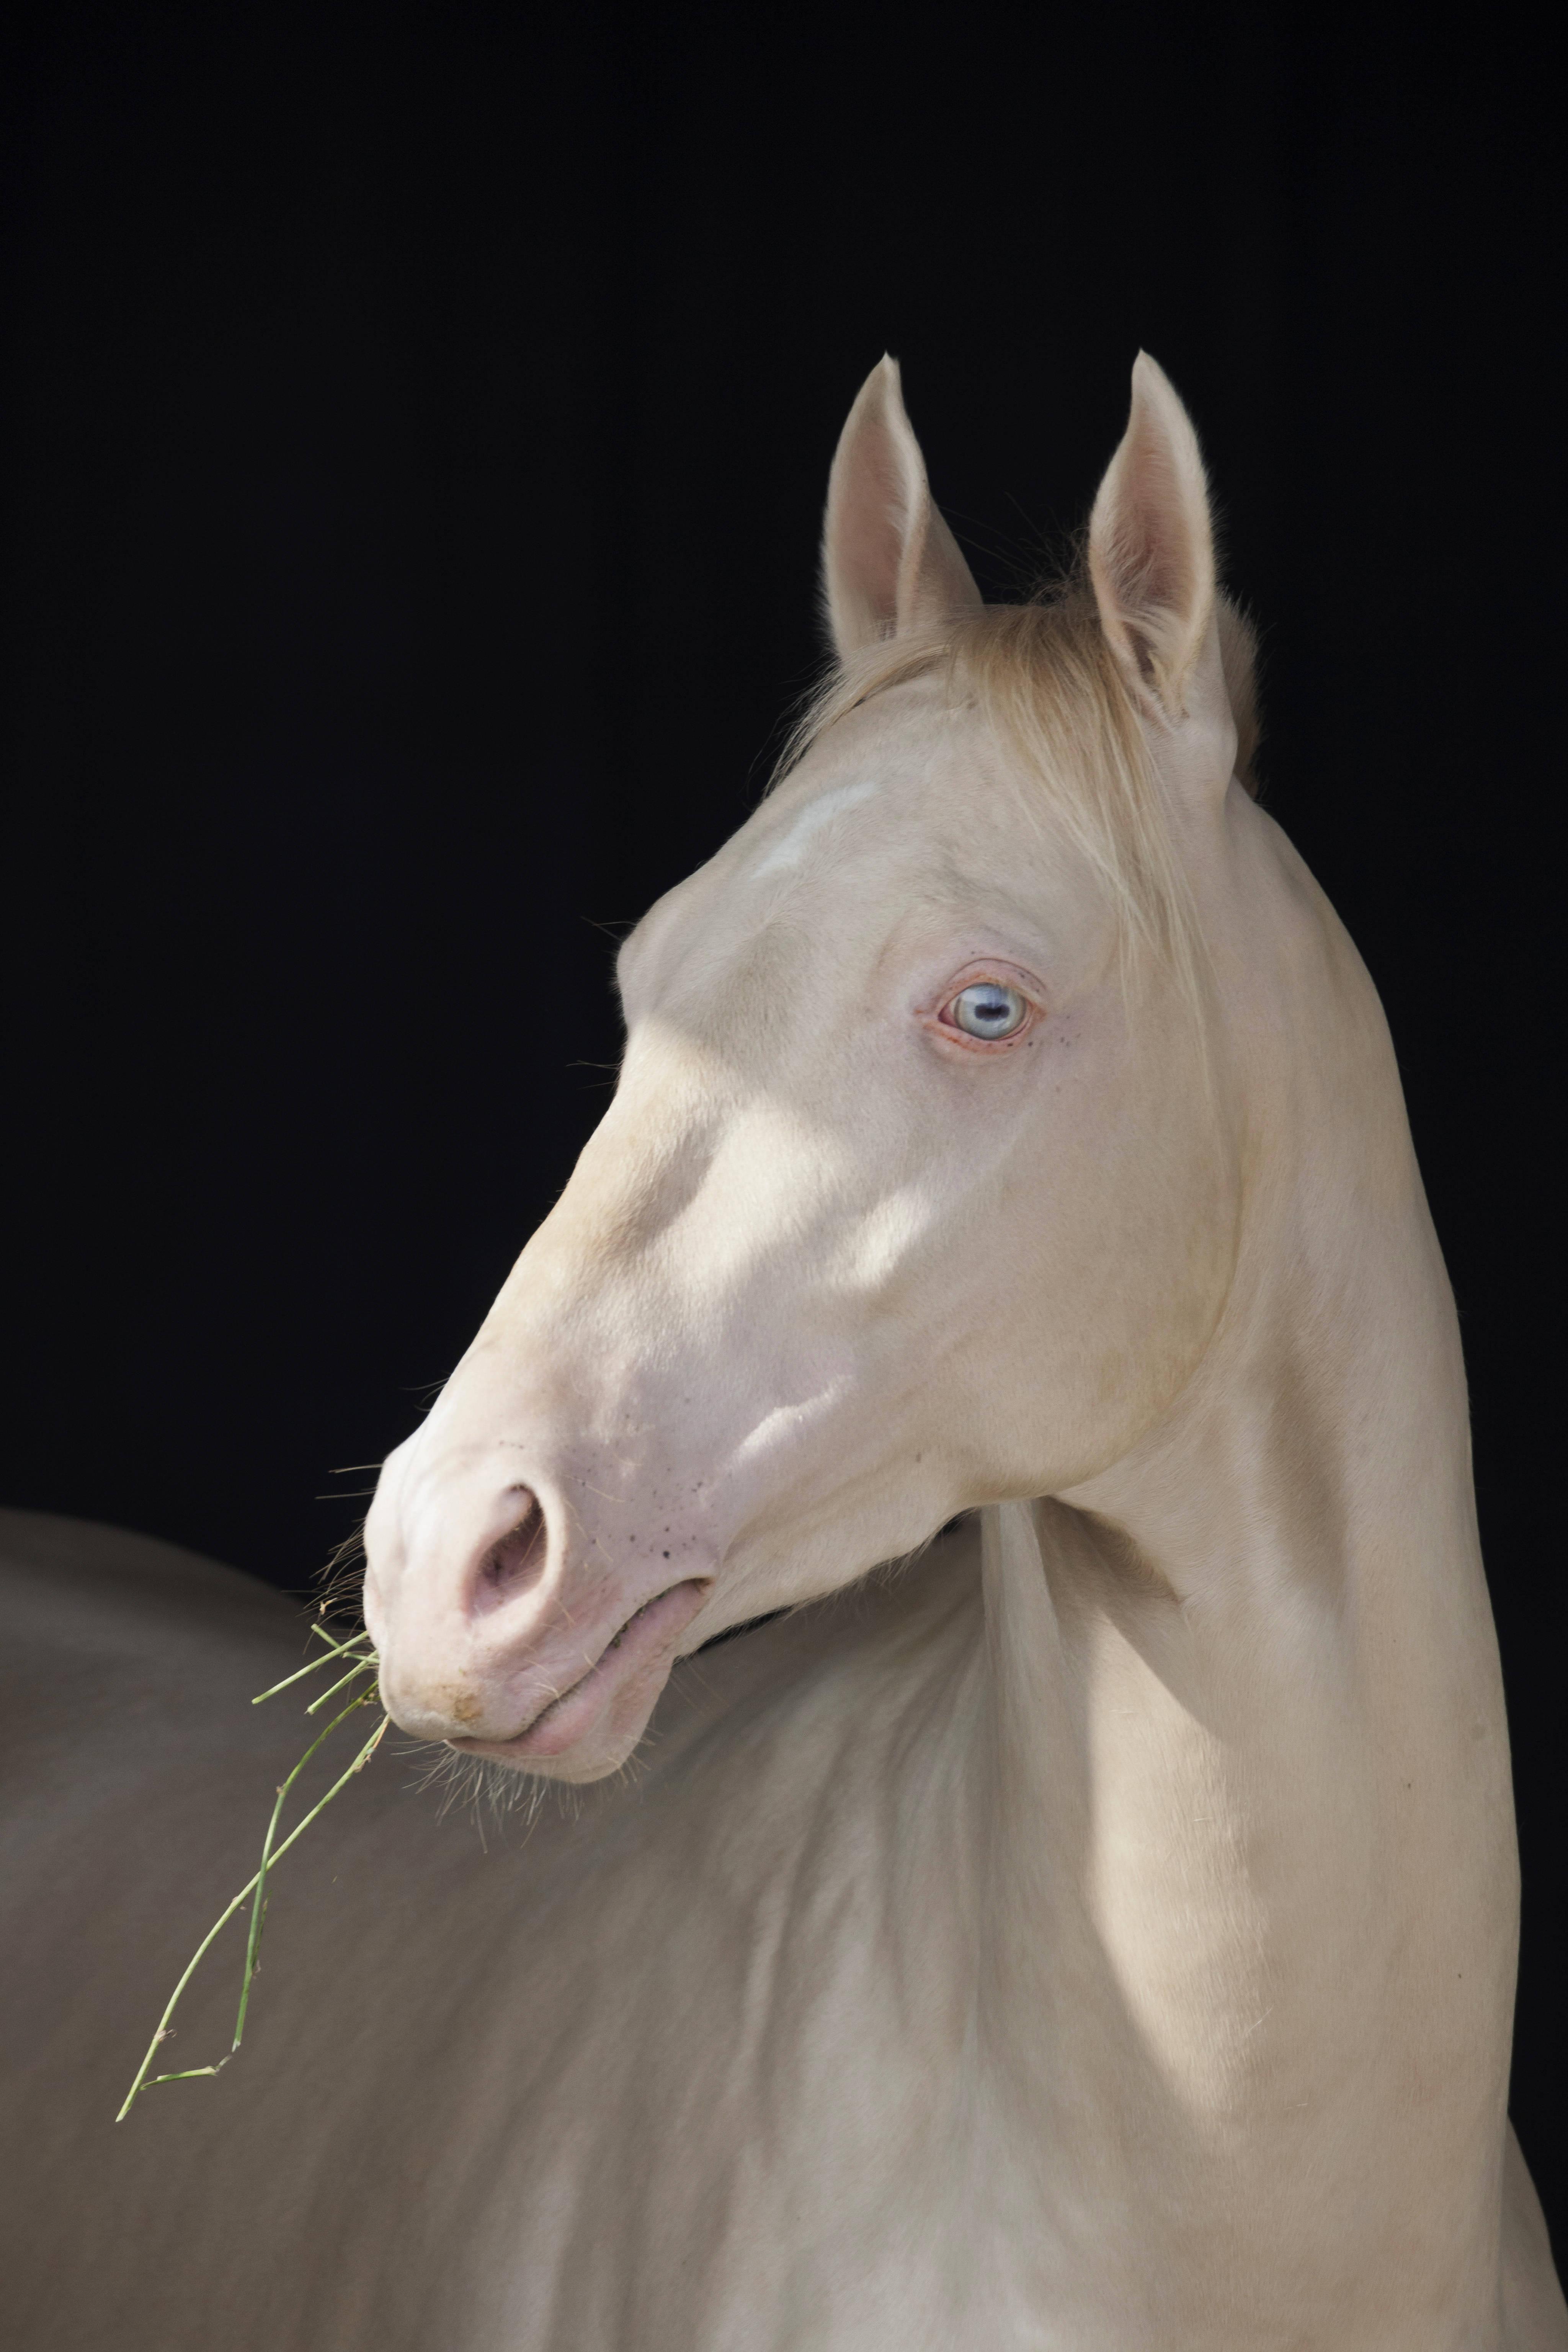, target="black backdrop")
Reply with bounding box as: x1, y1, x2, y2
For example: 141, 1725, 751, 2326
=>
3, 1, 1561, 2245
